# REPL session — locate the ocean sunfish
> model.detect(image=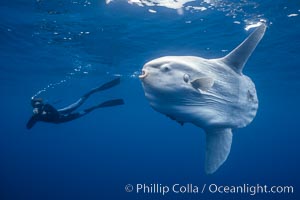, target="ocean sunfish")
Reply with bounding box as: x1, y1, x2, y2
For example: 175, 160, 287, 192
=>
139, 24, 266, 174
